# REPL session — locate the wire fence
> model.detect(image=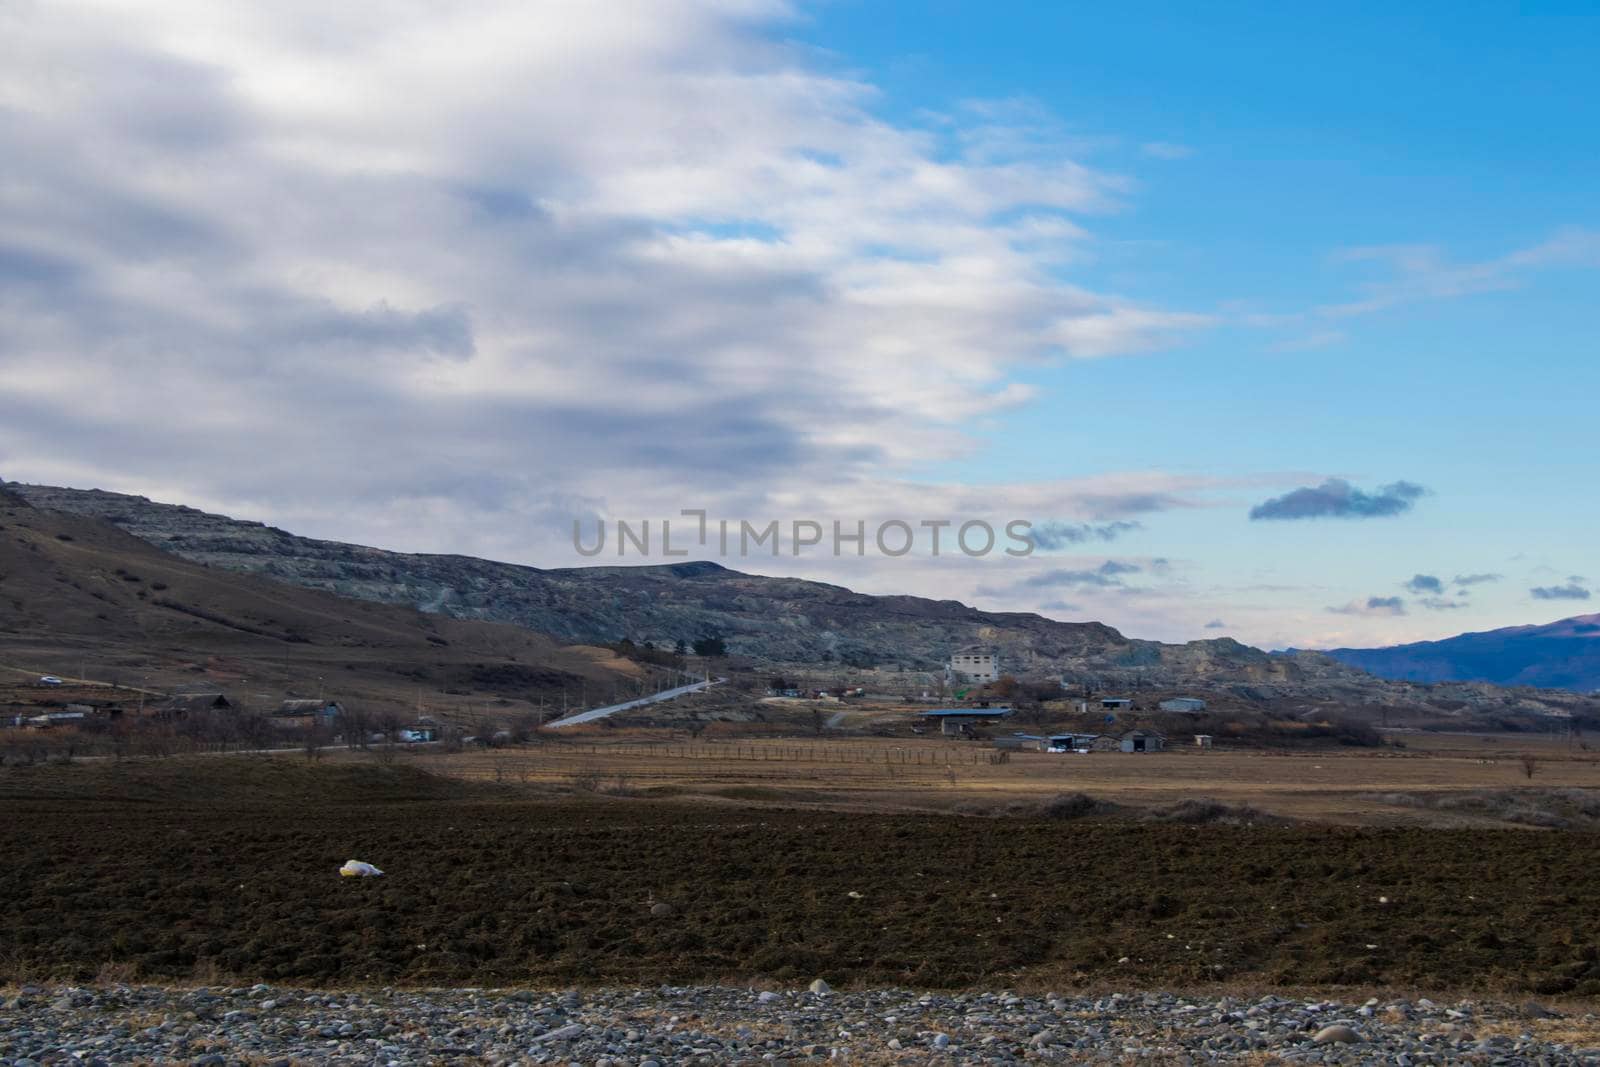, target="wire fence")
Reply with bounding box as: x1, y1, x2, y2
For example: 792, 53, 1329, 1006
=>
542, 741, 1011, 765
